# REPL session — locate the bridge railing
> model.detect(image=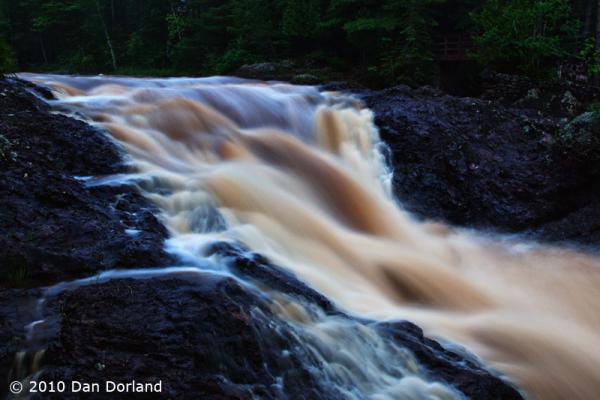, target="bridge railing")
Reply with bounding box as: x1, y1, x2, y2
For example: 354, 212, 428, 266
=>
435, 34, 474, 61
